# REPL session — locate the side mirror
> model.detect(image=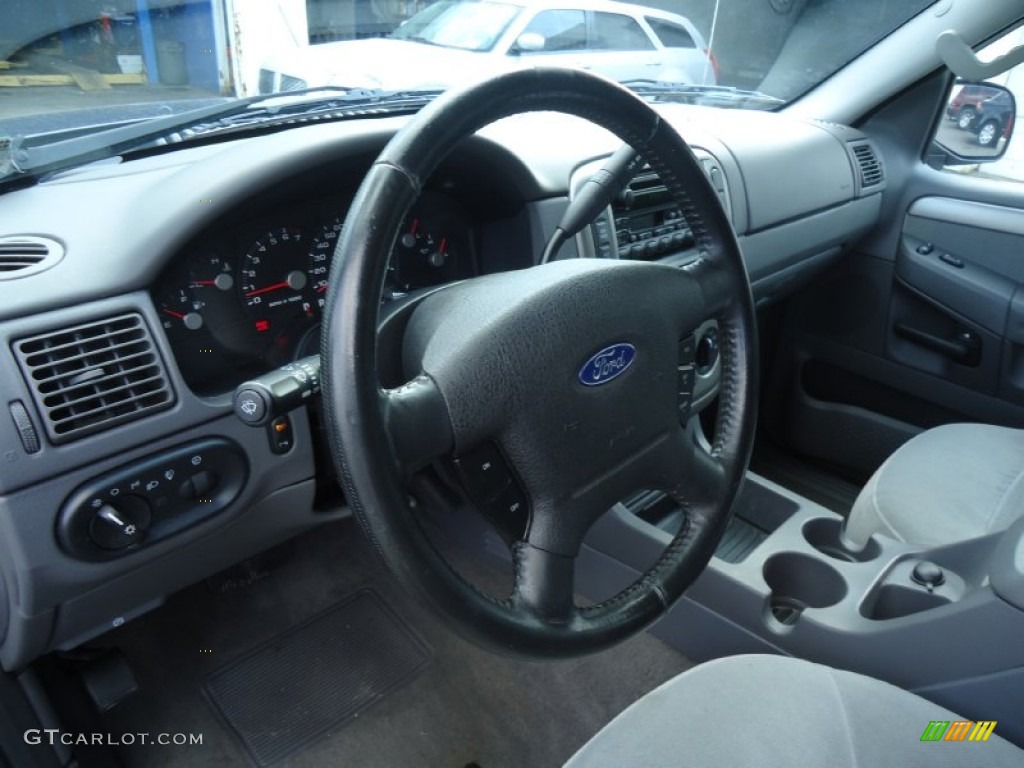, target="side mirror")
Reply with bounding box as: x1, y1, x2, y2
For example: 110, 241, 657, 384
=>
935, 81, 1017, 164
512, 32, 546, 54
